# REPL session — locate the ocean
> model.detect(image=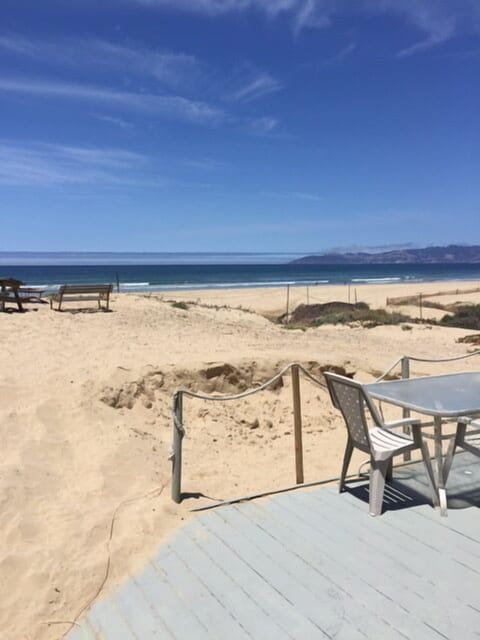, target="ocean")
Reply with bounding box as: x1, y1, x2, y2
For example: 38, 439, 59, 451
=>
2, 254, 480, 292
